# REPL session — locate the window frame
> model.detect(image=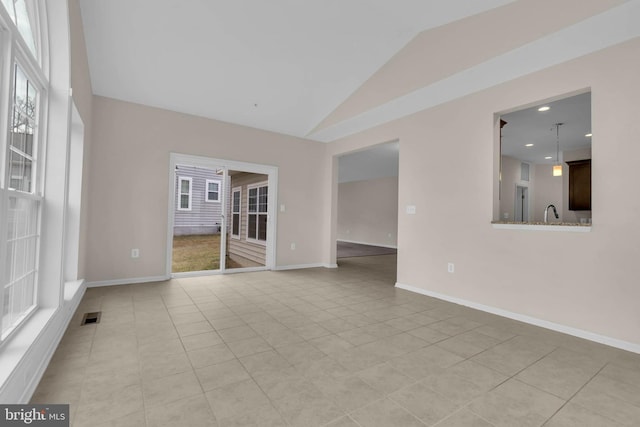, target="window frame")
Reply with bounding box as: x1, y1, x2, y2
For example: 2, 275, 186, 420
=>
205, 179, 220, 203
177, 176, 192, 211
231, 186, 241, 239
0, 0, 48, 344
246, 181, 268, 245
